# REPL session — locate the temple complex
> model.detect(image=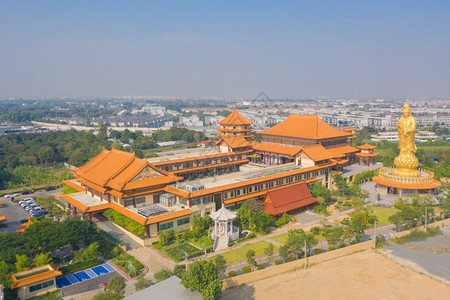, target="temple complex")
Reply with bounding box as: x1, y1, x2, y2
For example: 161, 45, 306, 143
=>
60, 109, 382, 241
372, 104, 441, 196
